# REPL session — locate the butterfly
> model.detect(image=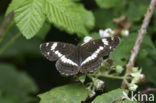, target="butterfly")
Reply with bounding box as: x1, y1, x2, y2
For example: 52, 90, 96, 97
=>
40, 36, 120, 76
